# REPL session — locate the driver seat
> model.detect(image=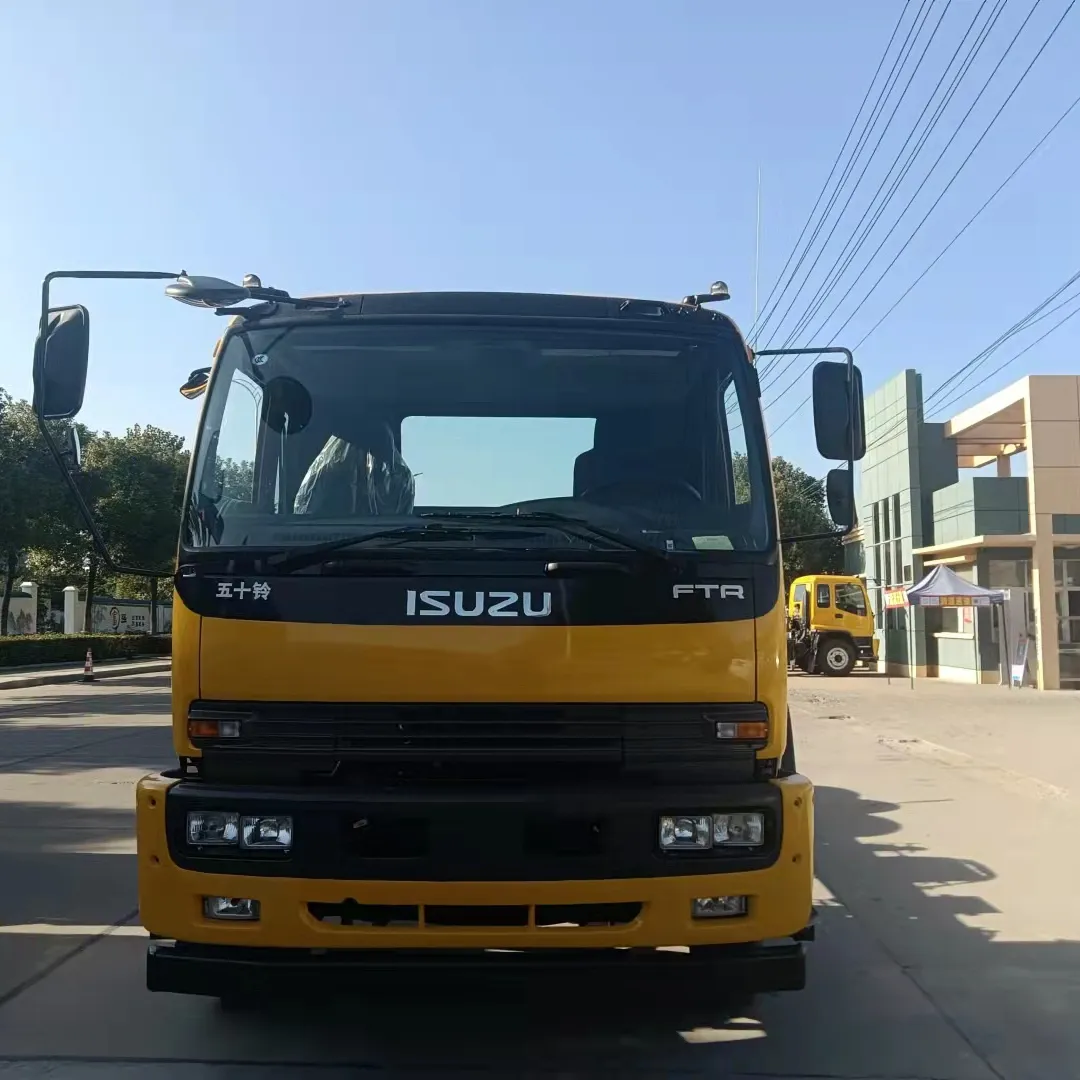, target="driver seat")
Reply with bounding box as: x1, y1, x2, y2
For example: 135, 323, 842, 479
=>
574, 412, 699, 506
